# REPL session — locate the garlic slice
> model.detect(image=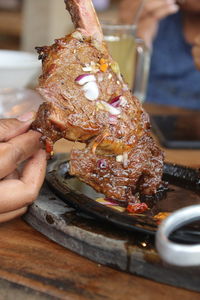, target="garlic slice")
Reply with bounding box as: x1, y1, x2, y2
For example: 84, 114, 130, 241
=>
71, 31, 84, 41
83, 81, 99, 101
116, 155, 123, 162
82, 66, 93, 72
